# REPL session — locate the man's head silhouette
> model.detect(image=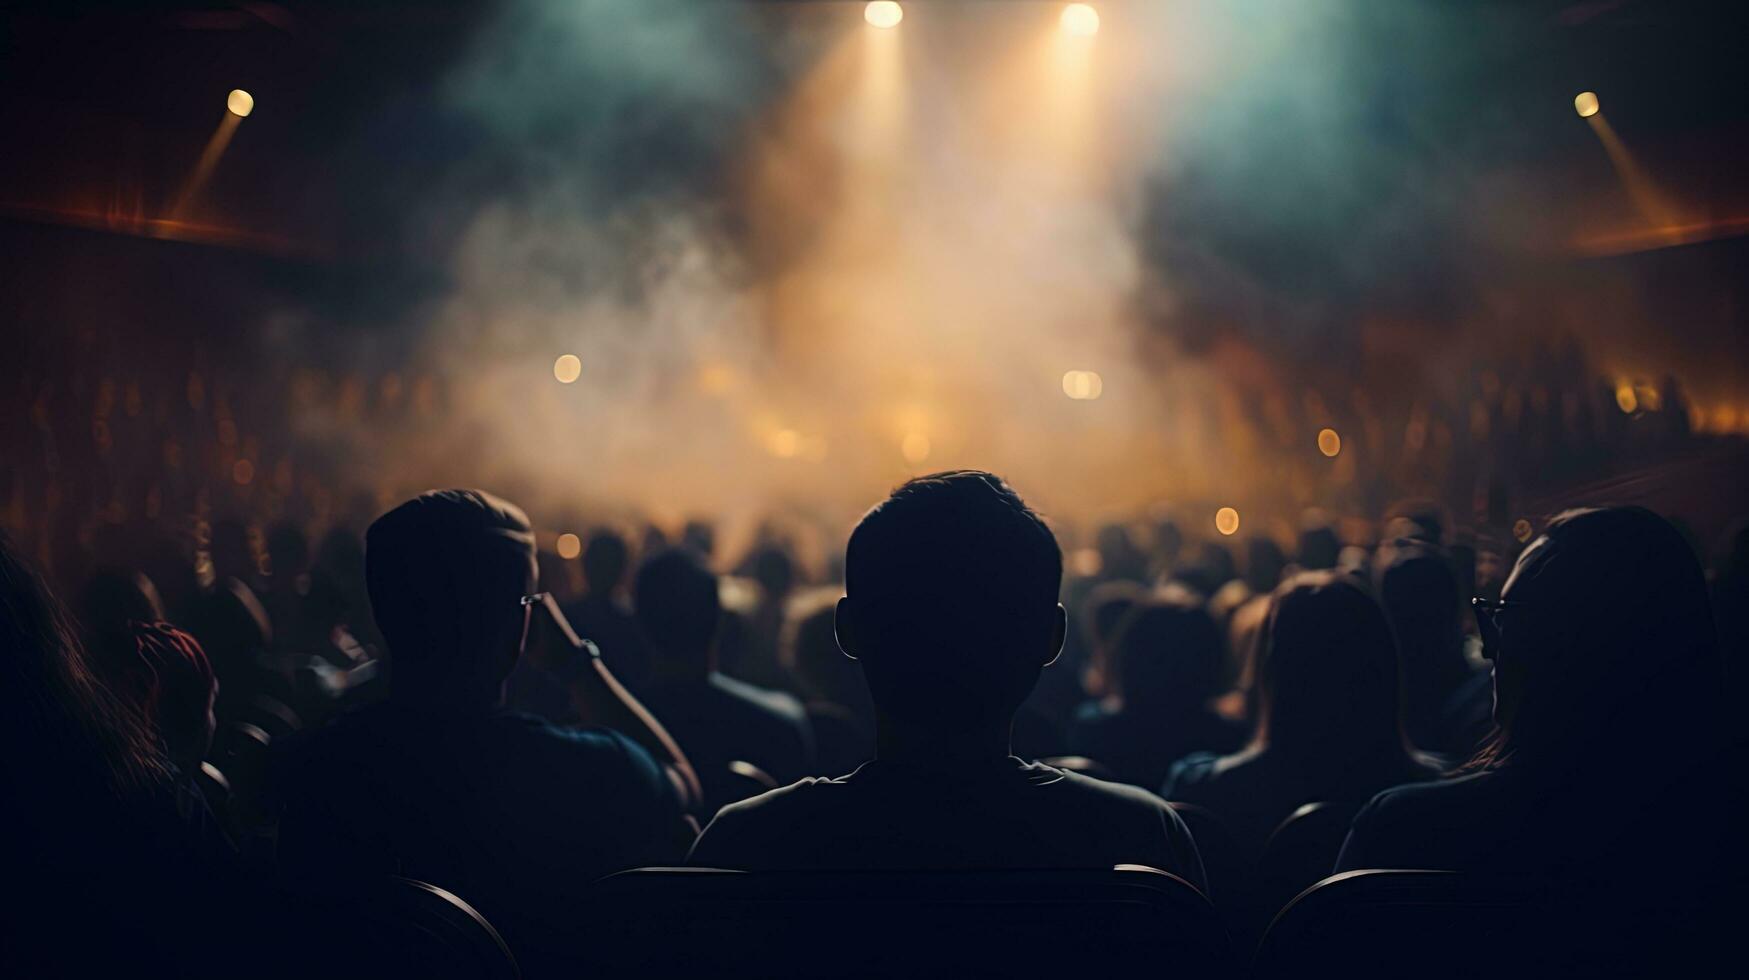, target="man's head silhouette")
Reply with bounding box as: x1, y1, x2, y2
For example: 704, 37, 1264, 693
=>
837, 471, 1065, 737
634, 547, 721, 672
365, 489, 537, 707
